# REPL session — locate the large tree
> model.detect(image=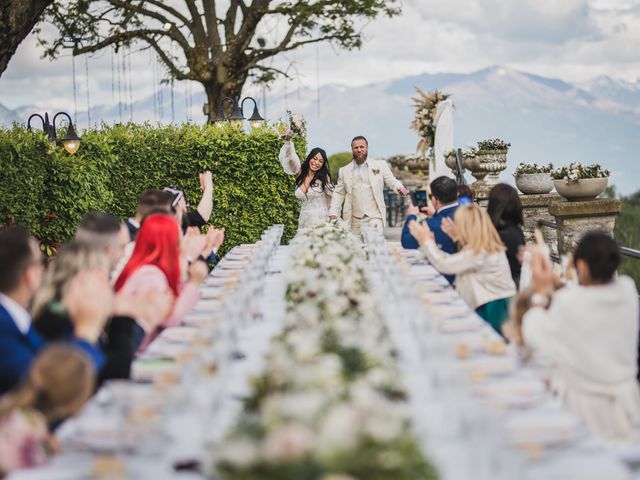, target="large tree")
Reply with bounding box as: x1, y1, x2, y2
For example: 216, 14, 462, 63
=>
39, 0, 401, 122
0, 0, 55, 76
